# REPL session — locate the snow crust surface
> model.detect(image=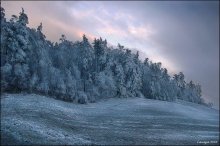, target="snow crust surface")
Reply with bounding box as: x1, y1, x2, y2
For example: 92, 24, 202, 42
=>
1, 93, 219, 145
